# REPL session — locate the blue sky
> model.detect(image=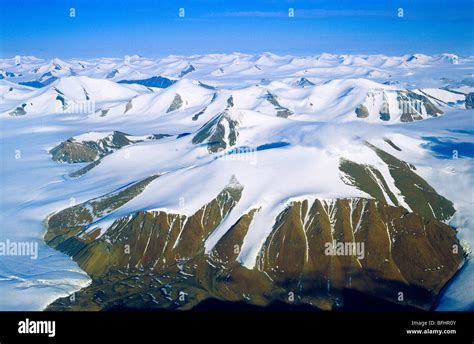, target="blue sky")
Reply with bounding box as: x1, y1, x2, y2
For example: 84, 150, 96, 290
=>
0, 0, 472, 58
